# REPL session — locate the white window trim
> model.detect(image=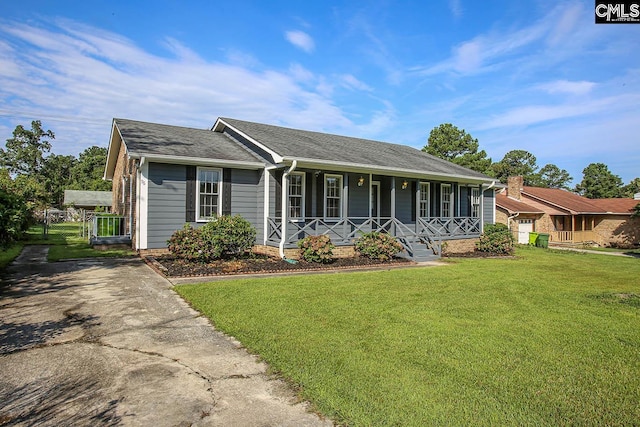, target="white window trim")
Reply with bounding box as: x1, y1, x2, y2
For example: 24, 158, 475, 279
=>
196, 166, 222, 222
324, 173, 343, 221
471, 186, 481, 218
419, 182, 430, 218
288, 171, 305, 221
441, 183, 453, 218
